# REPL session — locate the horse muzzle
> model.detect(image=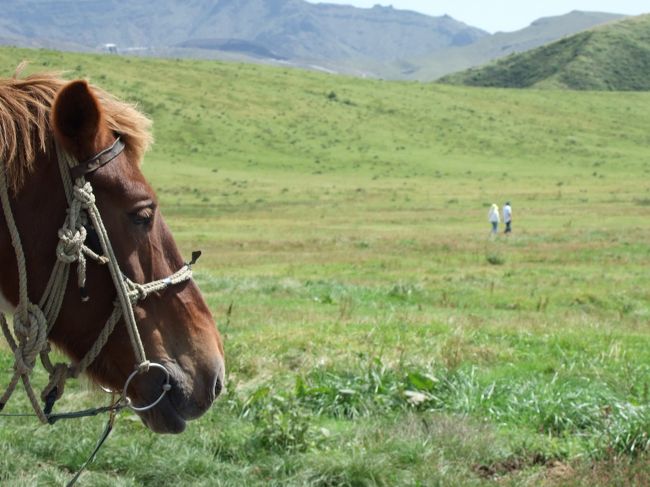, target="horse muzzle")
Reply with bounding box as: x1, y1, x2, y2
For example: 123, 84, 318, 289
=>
129, 357, 224, 434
